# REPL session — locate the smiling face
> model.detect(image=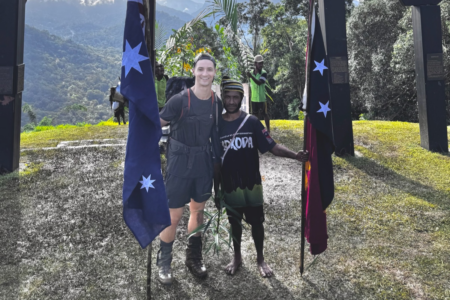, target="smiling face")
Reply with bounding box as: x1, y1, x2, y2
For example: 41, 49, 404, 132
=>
223, 91, 242, 114
192, 59, 216, 88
